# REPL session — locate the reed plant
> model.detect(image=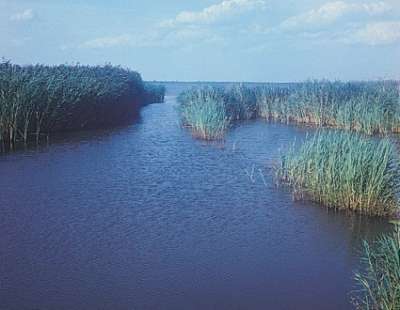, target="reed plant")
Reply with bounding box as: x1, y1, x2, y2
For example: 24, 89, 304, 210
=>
225, 84, 257, 120
178, 87, 230, 140
0, 61, 164, 151
178, 80, 400, 139
352, 224, 400, 309
255, 86, 291, 121
255, 80, 399, 134
277, 131, 400, 216
143, 83, 166, 104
